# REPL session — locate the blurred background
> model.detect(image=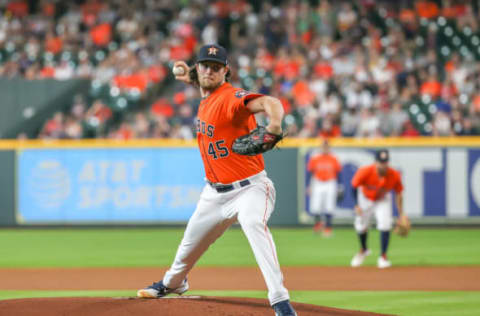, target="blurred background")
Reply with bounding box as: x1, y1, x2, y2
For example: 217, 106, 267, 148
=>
0, 0, 479, 227
1, 0, 480, 139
